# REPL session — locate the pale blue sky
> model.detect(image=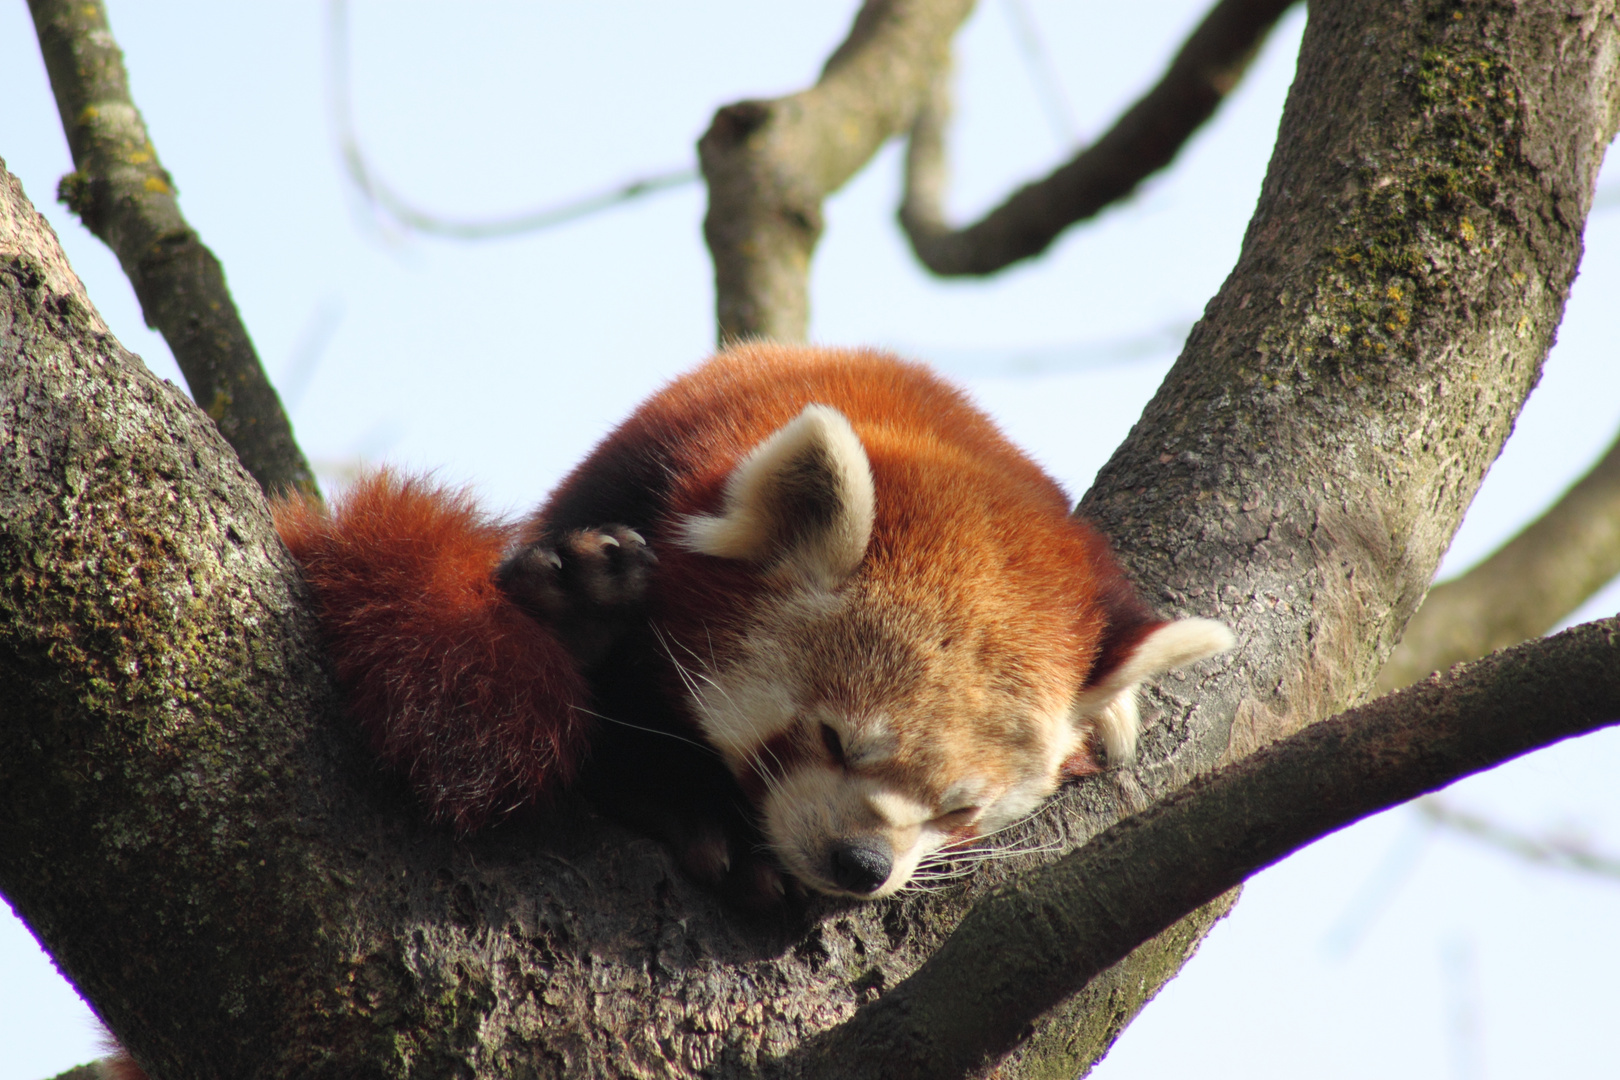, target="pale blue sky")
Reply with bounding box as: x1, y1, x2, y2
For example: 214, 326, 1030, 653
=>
1, 3, 1616, 1077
